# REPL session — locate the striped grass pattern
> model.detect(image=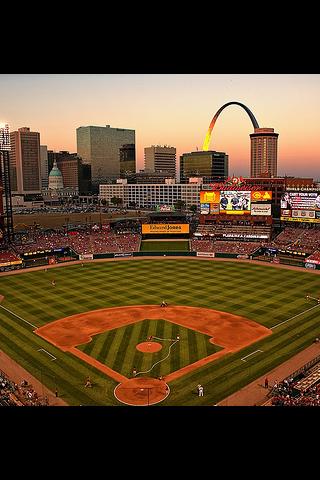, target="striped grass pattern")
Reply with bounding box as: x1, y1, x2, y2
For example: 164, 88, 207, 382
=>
78, 319, 222, 378
0, 259, 319, 405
